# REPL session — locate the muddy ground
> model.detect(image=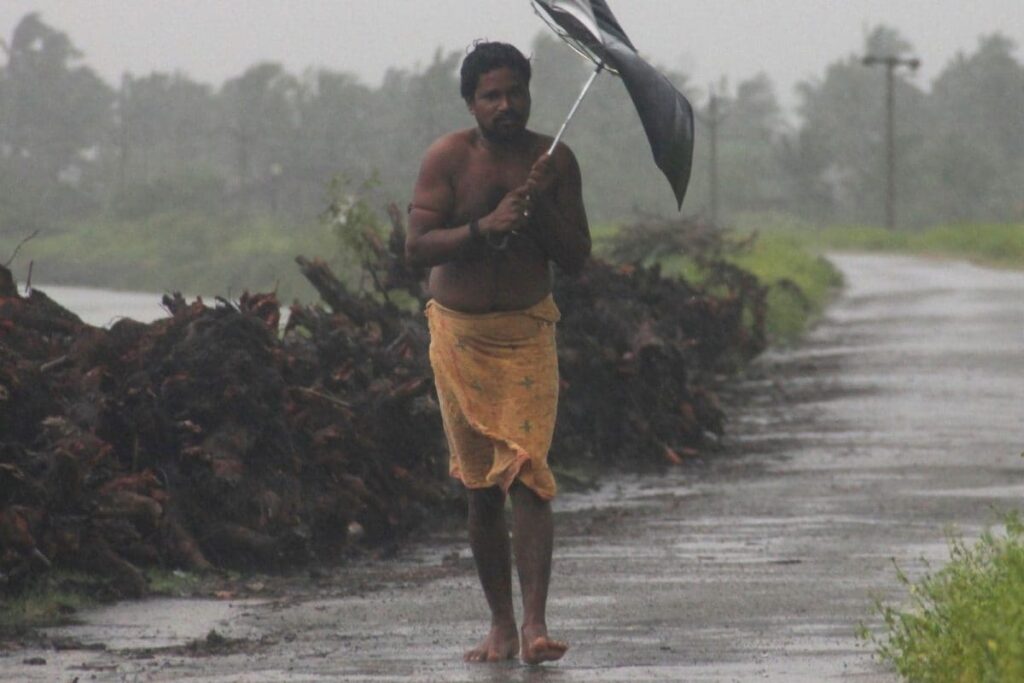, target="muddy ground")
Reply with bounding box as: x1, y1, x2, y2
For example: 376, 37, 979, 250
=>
3, 253, 1023, 682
